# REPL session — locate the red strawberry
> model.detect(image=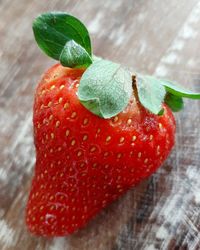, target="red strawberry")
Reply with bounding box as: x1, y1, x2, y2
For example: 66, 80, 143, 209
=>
26, 64, 175, 236
26, 11, 200, 237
